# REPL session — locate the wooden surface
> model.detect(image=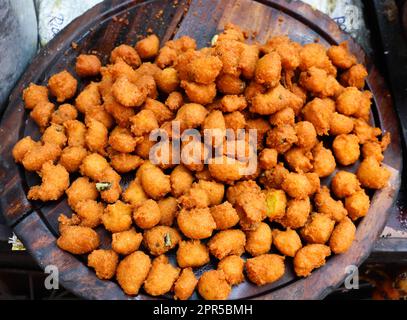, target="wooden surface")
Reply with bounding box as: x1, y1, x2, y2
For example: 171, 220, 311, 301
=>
0, 0, 402, 300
